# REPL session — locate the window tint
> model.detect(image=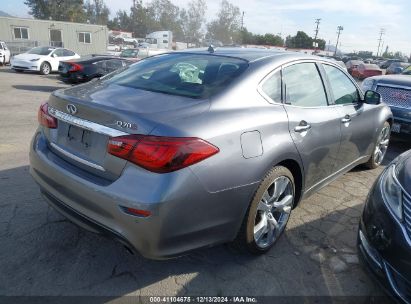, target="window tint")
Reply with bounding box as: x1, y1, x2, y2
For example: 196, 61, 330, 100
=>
261, 71, 281, 102
105, 54, 248, 99
63, 49, 75, 56
53, 49, 65, 57
28, 47, 53, 55
283, 63, 328, 107
323, 64, 359, 105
